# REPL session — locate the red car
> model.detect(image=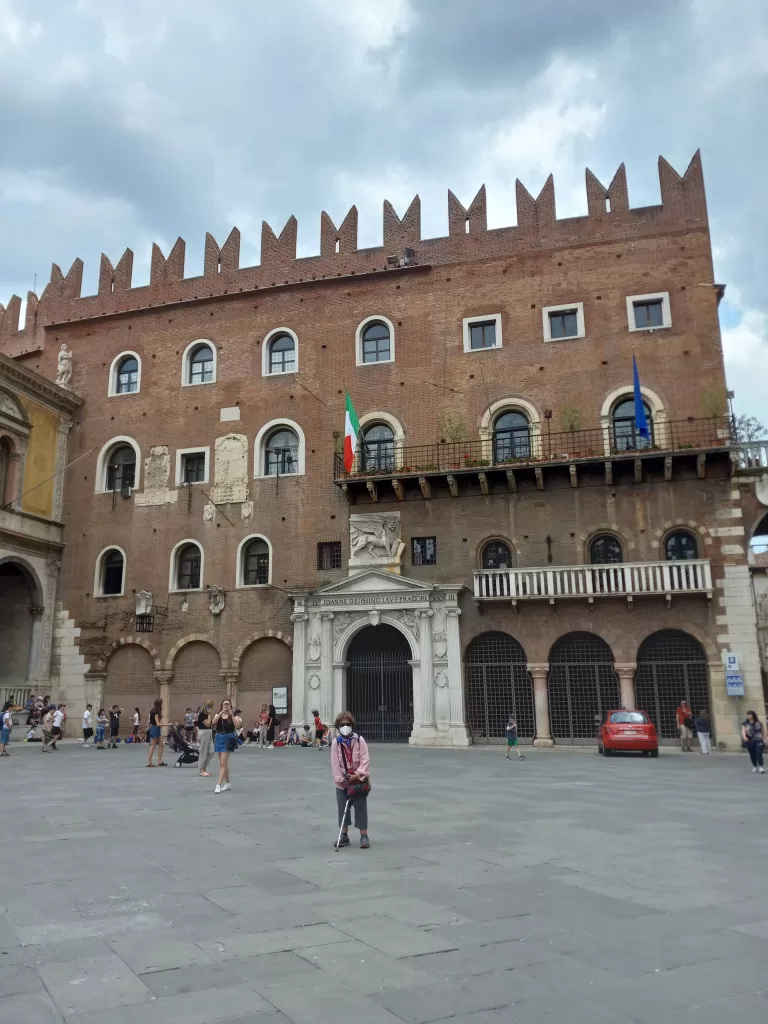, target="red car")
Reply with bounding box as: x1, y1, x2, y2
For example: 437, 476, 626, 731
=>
598, 710, 659, 757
